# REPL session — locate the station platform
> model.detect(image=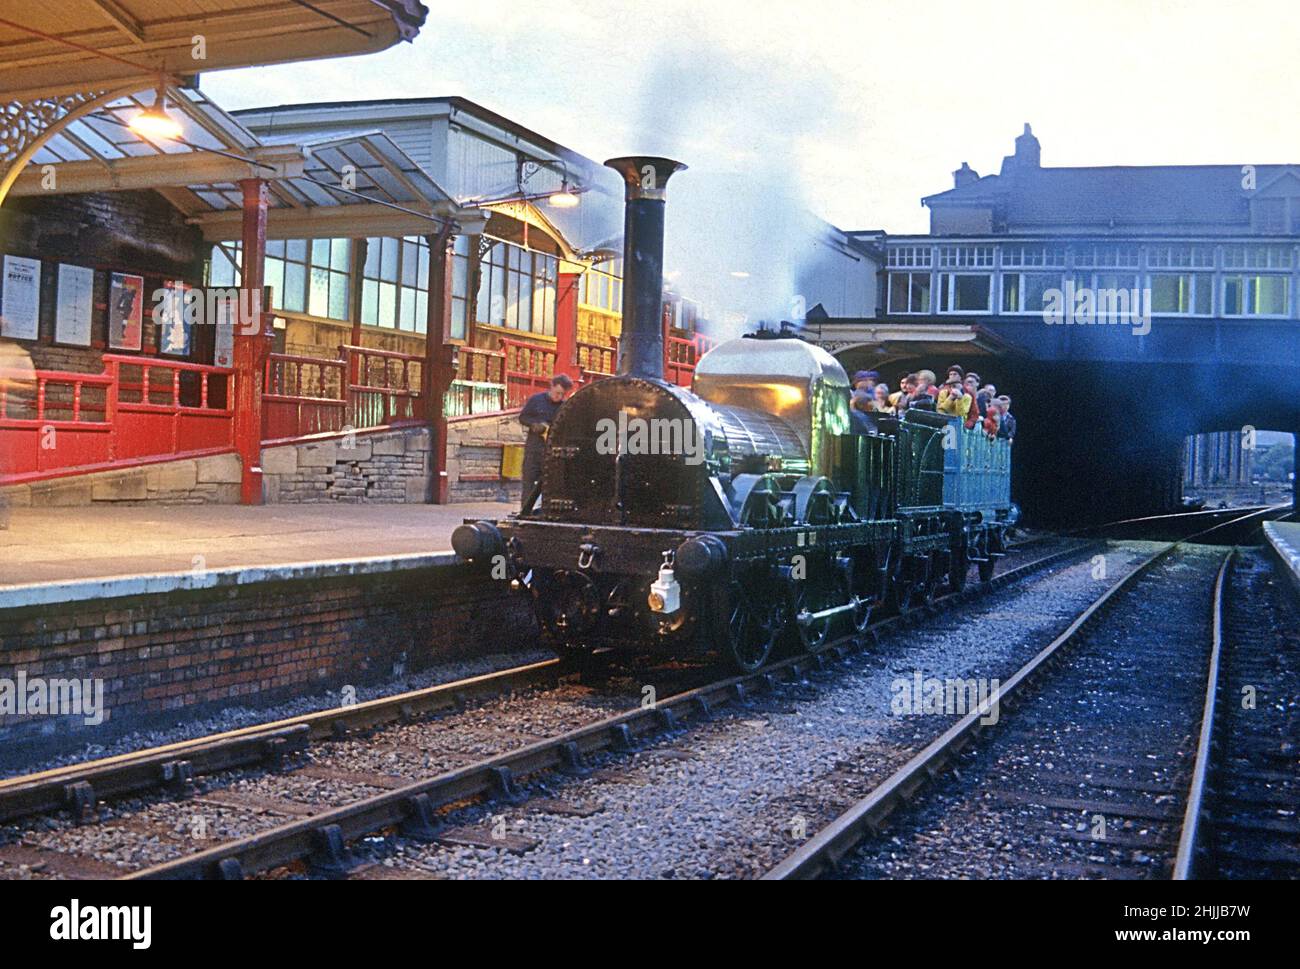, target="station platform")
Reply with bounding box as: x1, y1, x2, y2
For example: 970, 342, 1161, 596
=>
0, 500, 535, 754
0, 501, 511, 604
1264, 521, 1300, 596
